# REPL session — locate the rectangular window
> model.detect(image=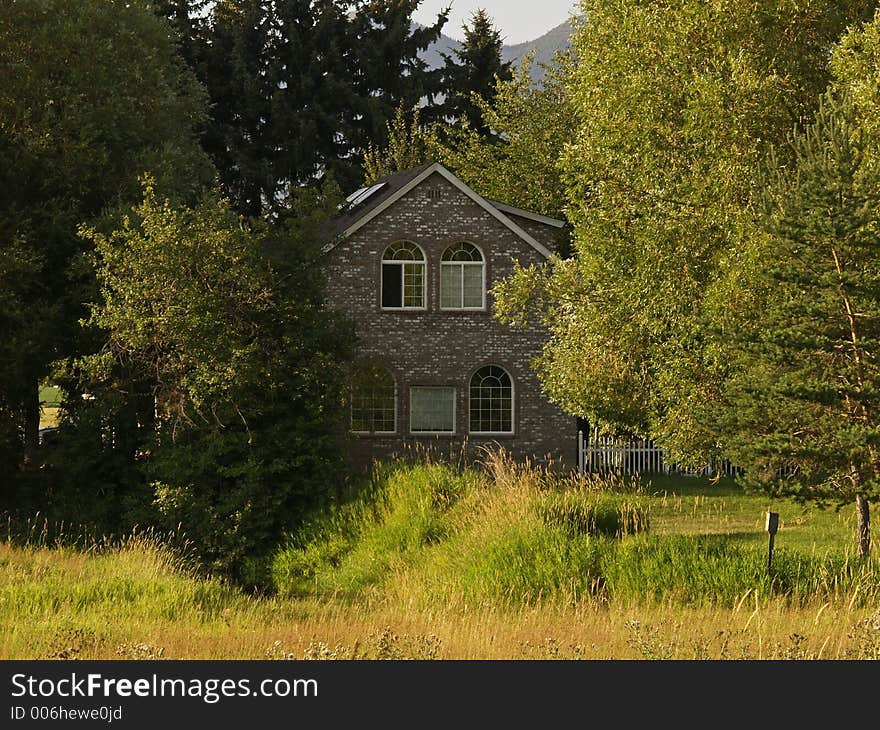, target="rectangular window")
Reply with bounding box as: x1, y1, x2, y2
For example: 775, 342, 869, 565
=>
440, 263, 484, 309
410, 387, 455, 433
403, 263, 424, 307
351, 388, 396, 433
462, 265, 483, 308
440, 265, 462, 308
